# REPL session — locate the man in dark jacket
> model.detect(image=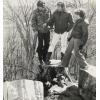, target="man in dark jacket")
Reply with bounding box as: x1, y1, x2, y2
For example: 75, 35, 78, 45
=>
45, 2, 74, 64
61, 9, 89, 72
31, 1, 51, 64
